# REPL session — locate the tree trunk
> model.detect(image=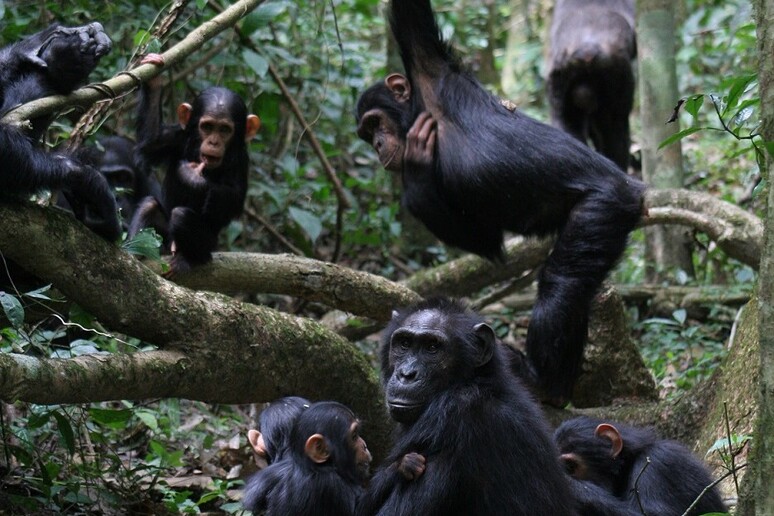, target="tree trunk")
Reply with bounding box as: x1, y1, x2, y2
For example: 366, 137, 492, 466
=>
738, 0, 774, 511
637, 0, 695, 280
